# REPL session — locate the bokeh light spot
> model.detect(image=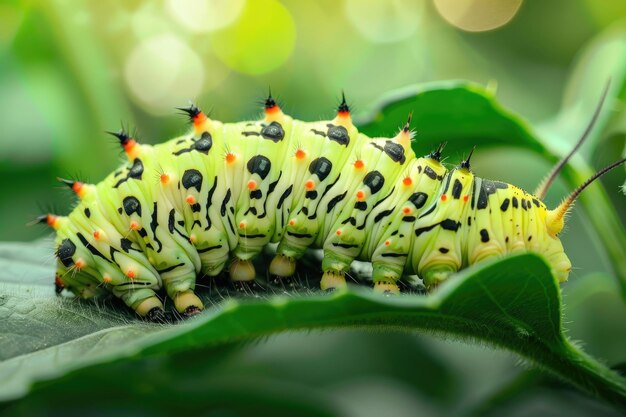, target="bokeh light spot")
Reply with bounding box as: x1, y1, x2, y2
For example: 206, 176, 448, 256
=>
345, 0, 423, 43
210, 0, 295, 75
0, 3, 21, 47
434, 0, 523, 32
124, 34, 204, 115
166, 0, 245, 33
